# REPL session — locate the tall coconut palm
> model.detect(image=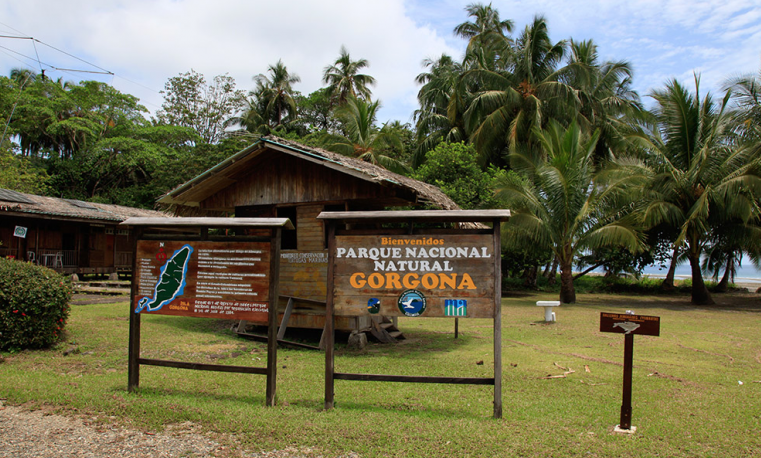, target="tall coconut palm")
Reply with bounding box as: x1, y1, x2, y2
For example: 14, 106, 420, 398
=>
725, 71, 761, 141
322, 46, 376, 106
322, 96, 408, 174
495, 120, 646, 303
454, 2, 513, 67
464, 15, 573, 167
563, 39, 644, 161
251, 60, 300, 129
634, 77, 761, 305
413, 54, 468, 167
